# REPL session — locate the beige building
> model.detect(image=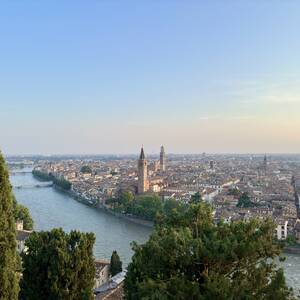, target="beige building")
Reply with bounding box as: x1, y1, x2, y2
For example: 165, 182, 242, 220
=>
94, 260, 111, 289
